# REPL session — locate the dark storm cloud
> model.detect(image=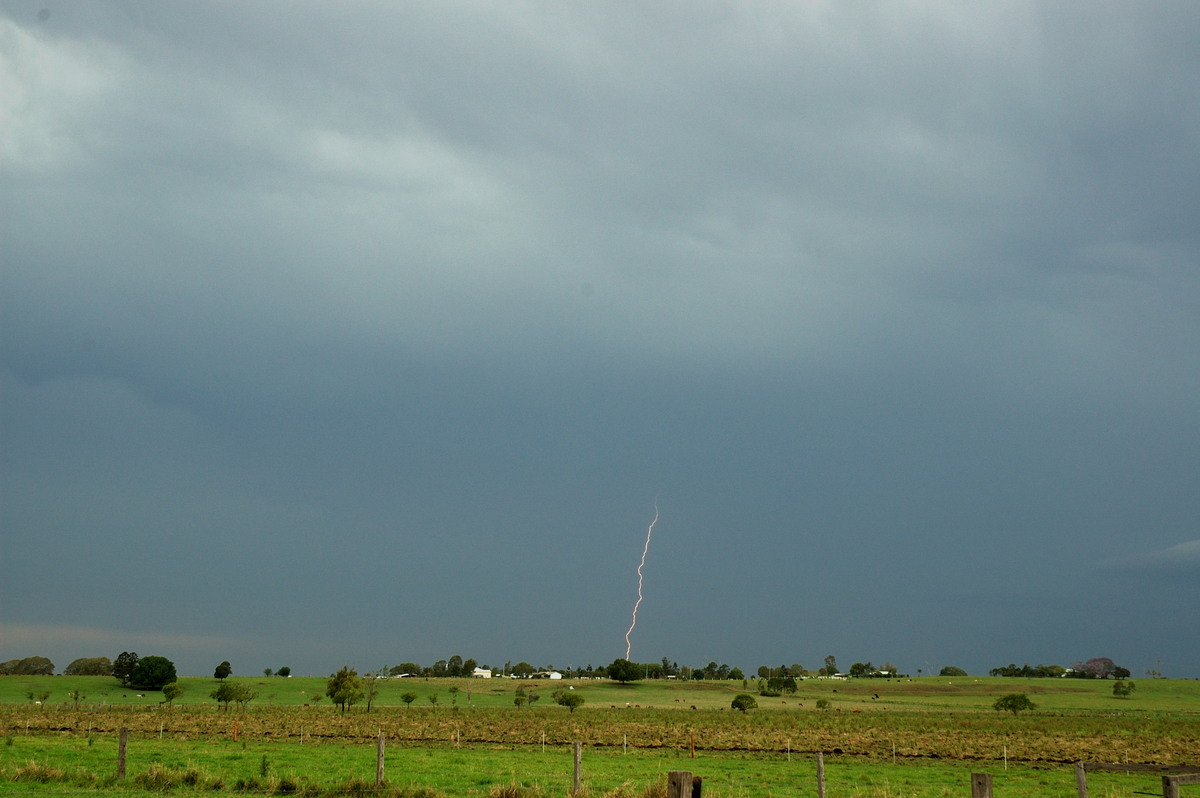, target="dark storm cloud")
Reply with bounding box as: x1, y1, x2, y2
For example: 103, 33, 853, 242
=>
2, 0, 1198, 677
